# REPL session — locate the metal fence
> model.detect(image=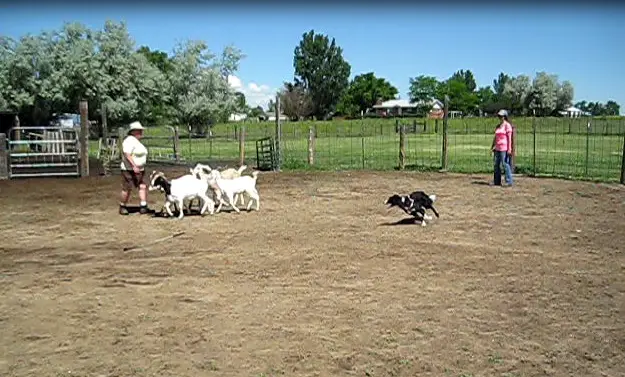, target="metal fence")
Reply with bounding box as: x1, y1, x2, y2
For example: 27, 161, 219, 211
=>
95, 116, 625, 184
